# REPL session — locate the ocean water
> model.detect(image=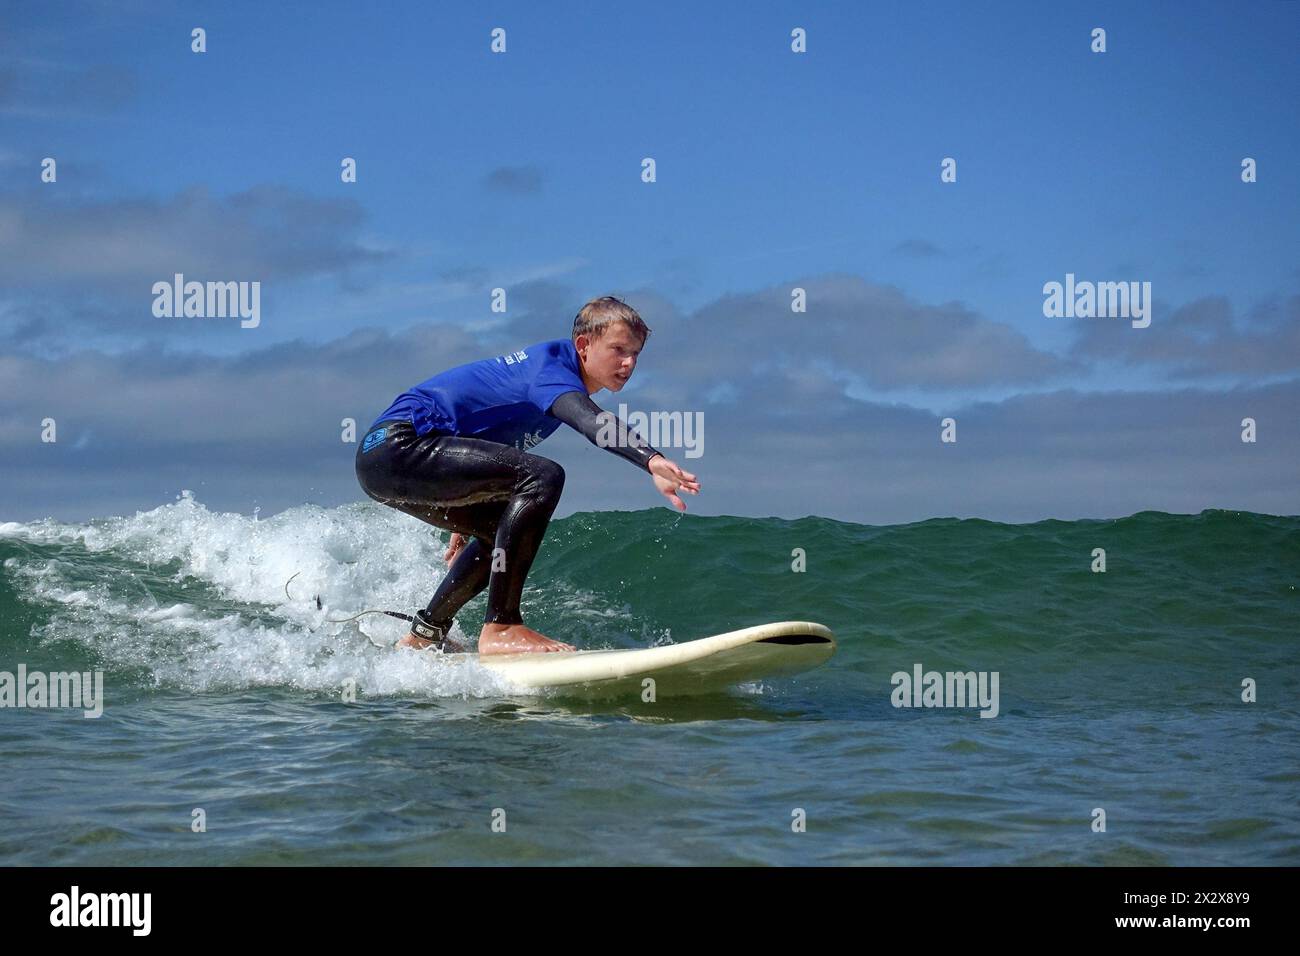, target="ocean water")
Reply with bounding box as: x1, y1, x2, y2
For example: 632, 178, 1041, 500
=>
1, 493, 1296, 865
